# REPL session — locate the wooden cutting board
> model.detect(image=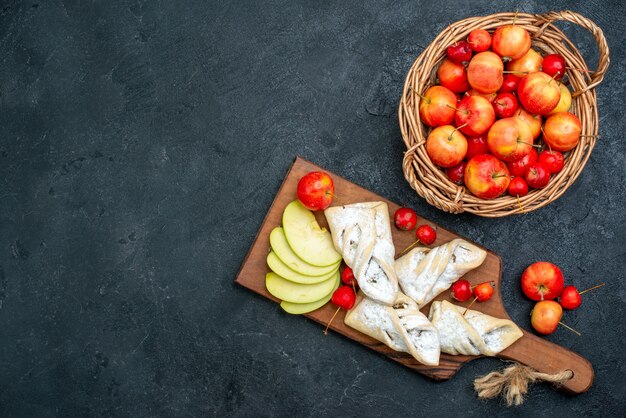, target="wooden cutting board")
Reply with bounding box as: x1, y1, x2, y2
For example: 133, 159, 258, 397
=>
235, 156, 593, 394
